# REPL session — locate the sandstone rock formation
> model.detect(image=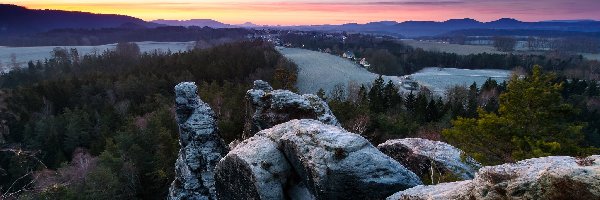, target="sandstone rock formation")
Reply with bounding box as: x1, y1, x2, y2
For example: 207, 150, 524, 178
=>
217, 119, 422, 200
169, 82, 600, 200
168, 82, 228, 200
388, 155, 600, 200
244, 80, 339, 137
214, 135, 292, 200
378, 138, 481, 183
